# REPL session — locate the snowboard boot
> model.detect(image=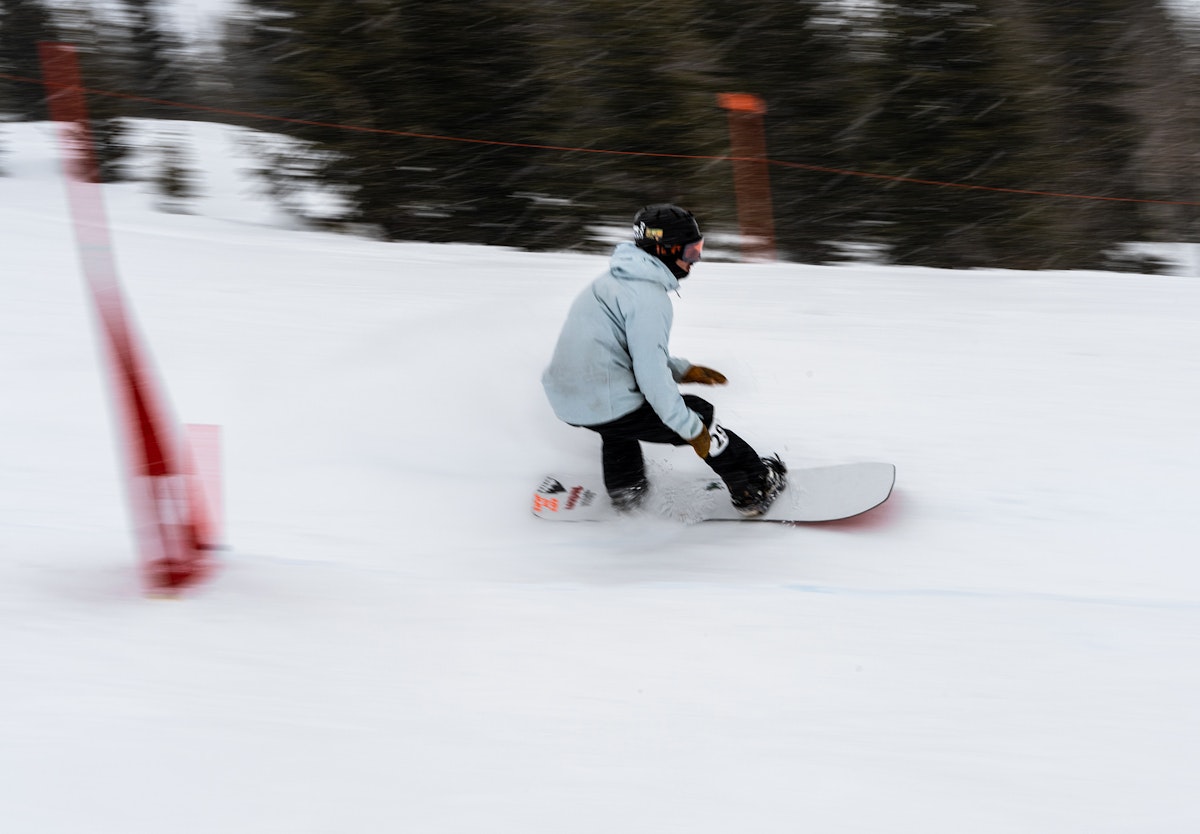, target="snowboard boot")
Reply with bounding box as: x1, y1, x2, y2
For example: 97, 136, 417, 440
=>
608, 479, 650, 513
730, 455, 788, 518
